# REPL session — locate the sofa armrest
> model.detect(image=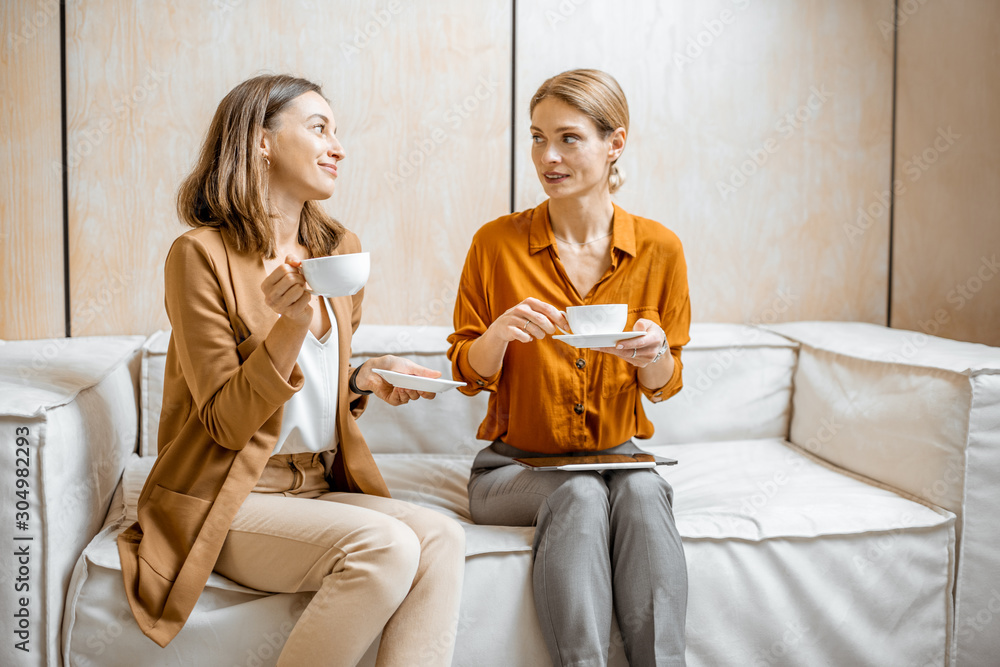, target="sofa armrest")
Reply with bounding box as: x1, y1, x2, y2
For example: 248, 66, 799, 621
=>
767, 321, 1000, 665
0, 335, 144, 666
